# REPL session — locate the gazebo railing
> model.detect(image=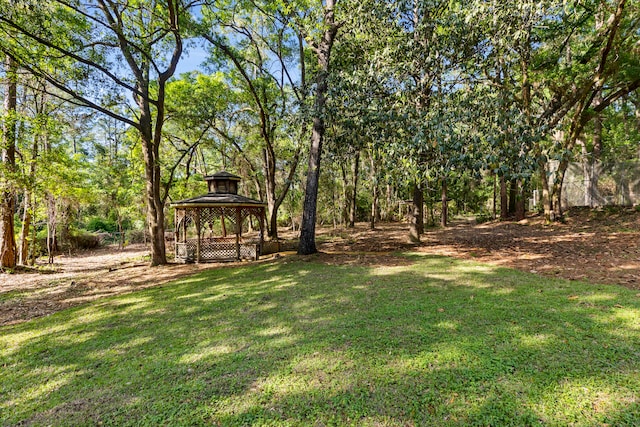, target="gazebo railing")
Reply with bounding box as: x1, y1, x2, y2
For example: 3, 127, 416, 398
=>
175, 238, 259, 262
